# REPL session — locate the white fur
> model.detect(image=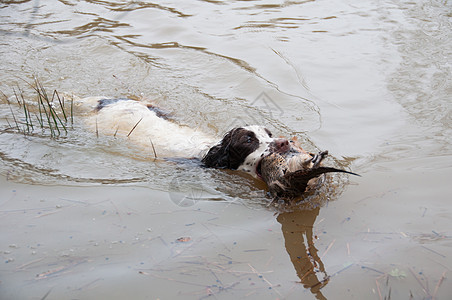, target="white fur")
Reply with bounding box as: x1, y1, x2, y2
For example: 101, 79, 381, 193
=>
237, 125, 274, 174
76, 97, 277, 178
76, 97, 216, 158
